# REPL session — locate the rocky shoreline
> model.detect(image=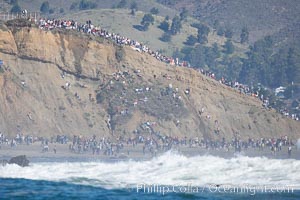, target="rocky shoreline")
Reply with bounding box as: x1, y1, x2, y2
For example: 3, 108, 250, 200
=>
0, 155, 29, 167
